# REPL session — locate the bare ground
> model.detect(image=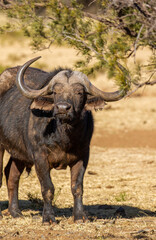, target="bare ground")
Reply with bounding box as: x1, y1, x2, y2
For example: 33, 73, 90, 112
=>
0, 28, 156, 239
